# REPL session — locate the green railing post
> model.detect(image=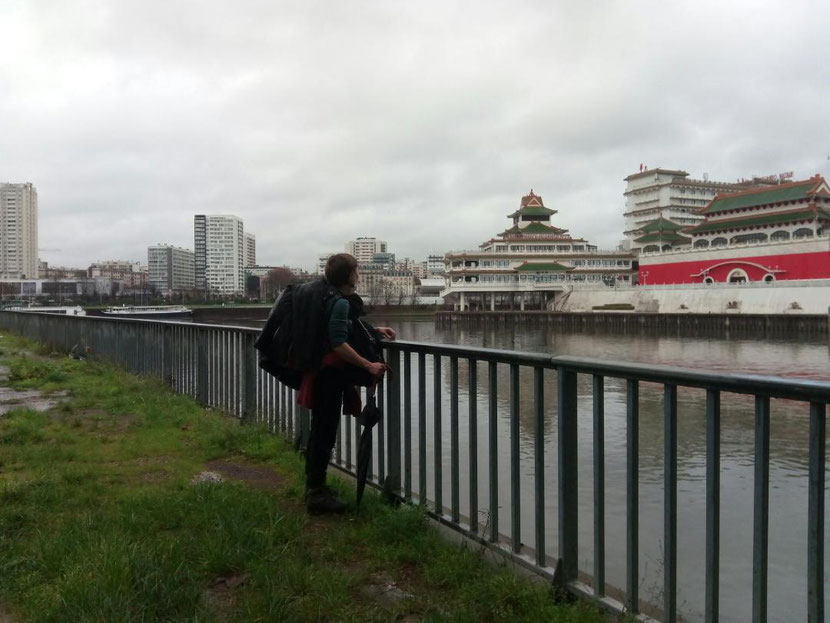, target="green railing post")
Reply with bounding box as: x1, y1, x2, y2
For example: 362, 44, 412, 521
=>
242, 332, 258, 423
557, 367, 578, 582
385, 350, 402, 497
